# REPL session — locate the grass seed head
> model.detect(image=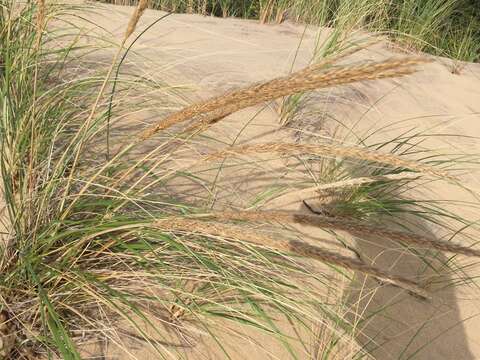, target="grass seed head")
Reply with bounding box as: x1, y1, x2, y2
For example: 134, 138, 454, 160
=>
125, 0, 149, 40
137, 57, 429, 142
